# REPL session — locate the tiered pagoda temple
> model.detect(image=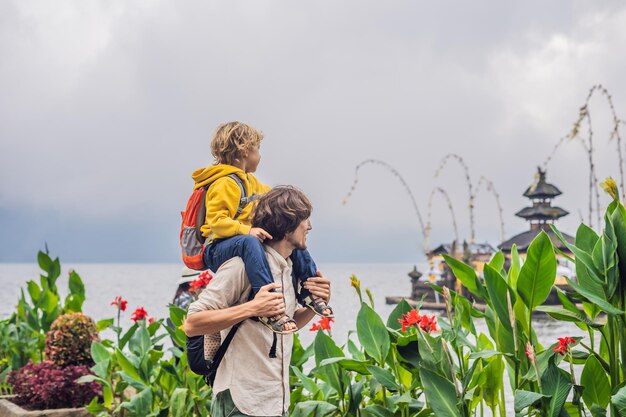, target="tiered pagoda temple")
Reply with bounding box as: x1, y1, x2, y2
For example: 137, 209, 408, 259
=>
499, 167, 574, 253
